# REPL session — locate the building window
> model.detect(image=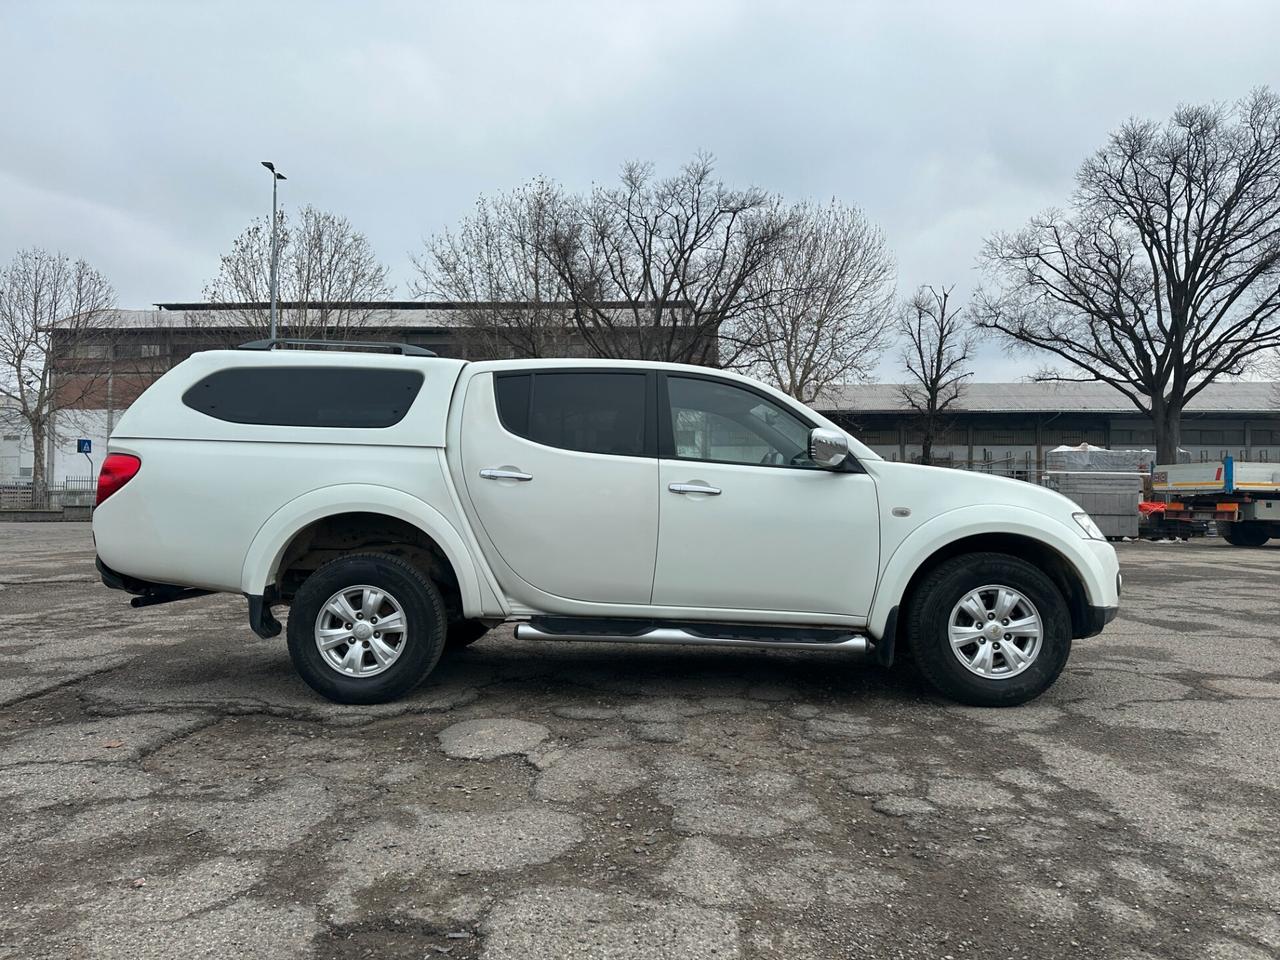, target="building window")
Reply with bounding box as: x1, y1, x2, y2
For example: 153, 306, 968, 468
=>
856, 428, 899, 445
1042, 427, 1106, 446
1183, 428, 1245, 446
1110, 427, 1155, 446
973, 428, 1035, 445
113, 343, 164, 360
67, 344, 110, 359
